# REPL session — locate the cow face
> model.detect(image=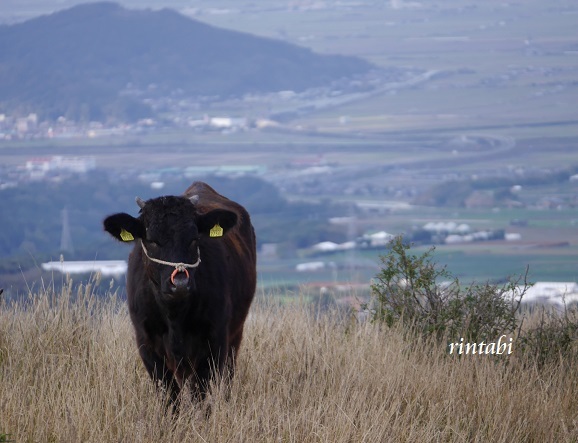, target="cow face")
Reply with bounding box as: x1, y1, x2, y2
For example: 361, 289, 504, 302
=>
103, 196, 237, 297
